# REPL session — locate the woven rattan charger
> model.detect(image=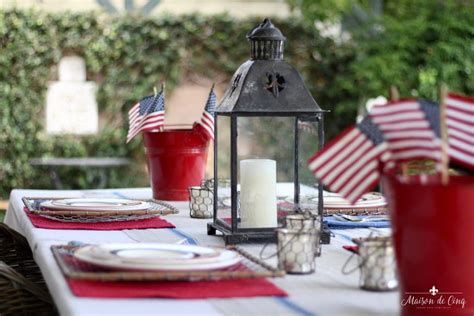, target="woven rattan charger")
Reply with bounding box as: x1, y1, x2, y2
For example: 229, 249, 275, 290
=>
52, 244, 285, 282
22, 197, 179, 222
